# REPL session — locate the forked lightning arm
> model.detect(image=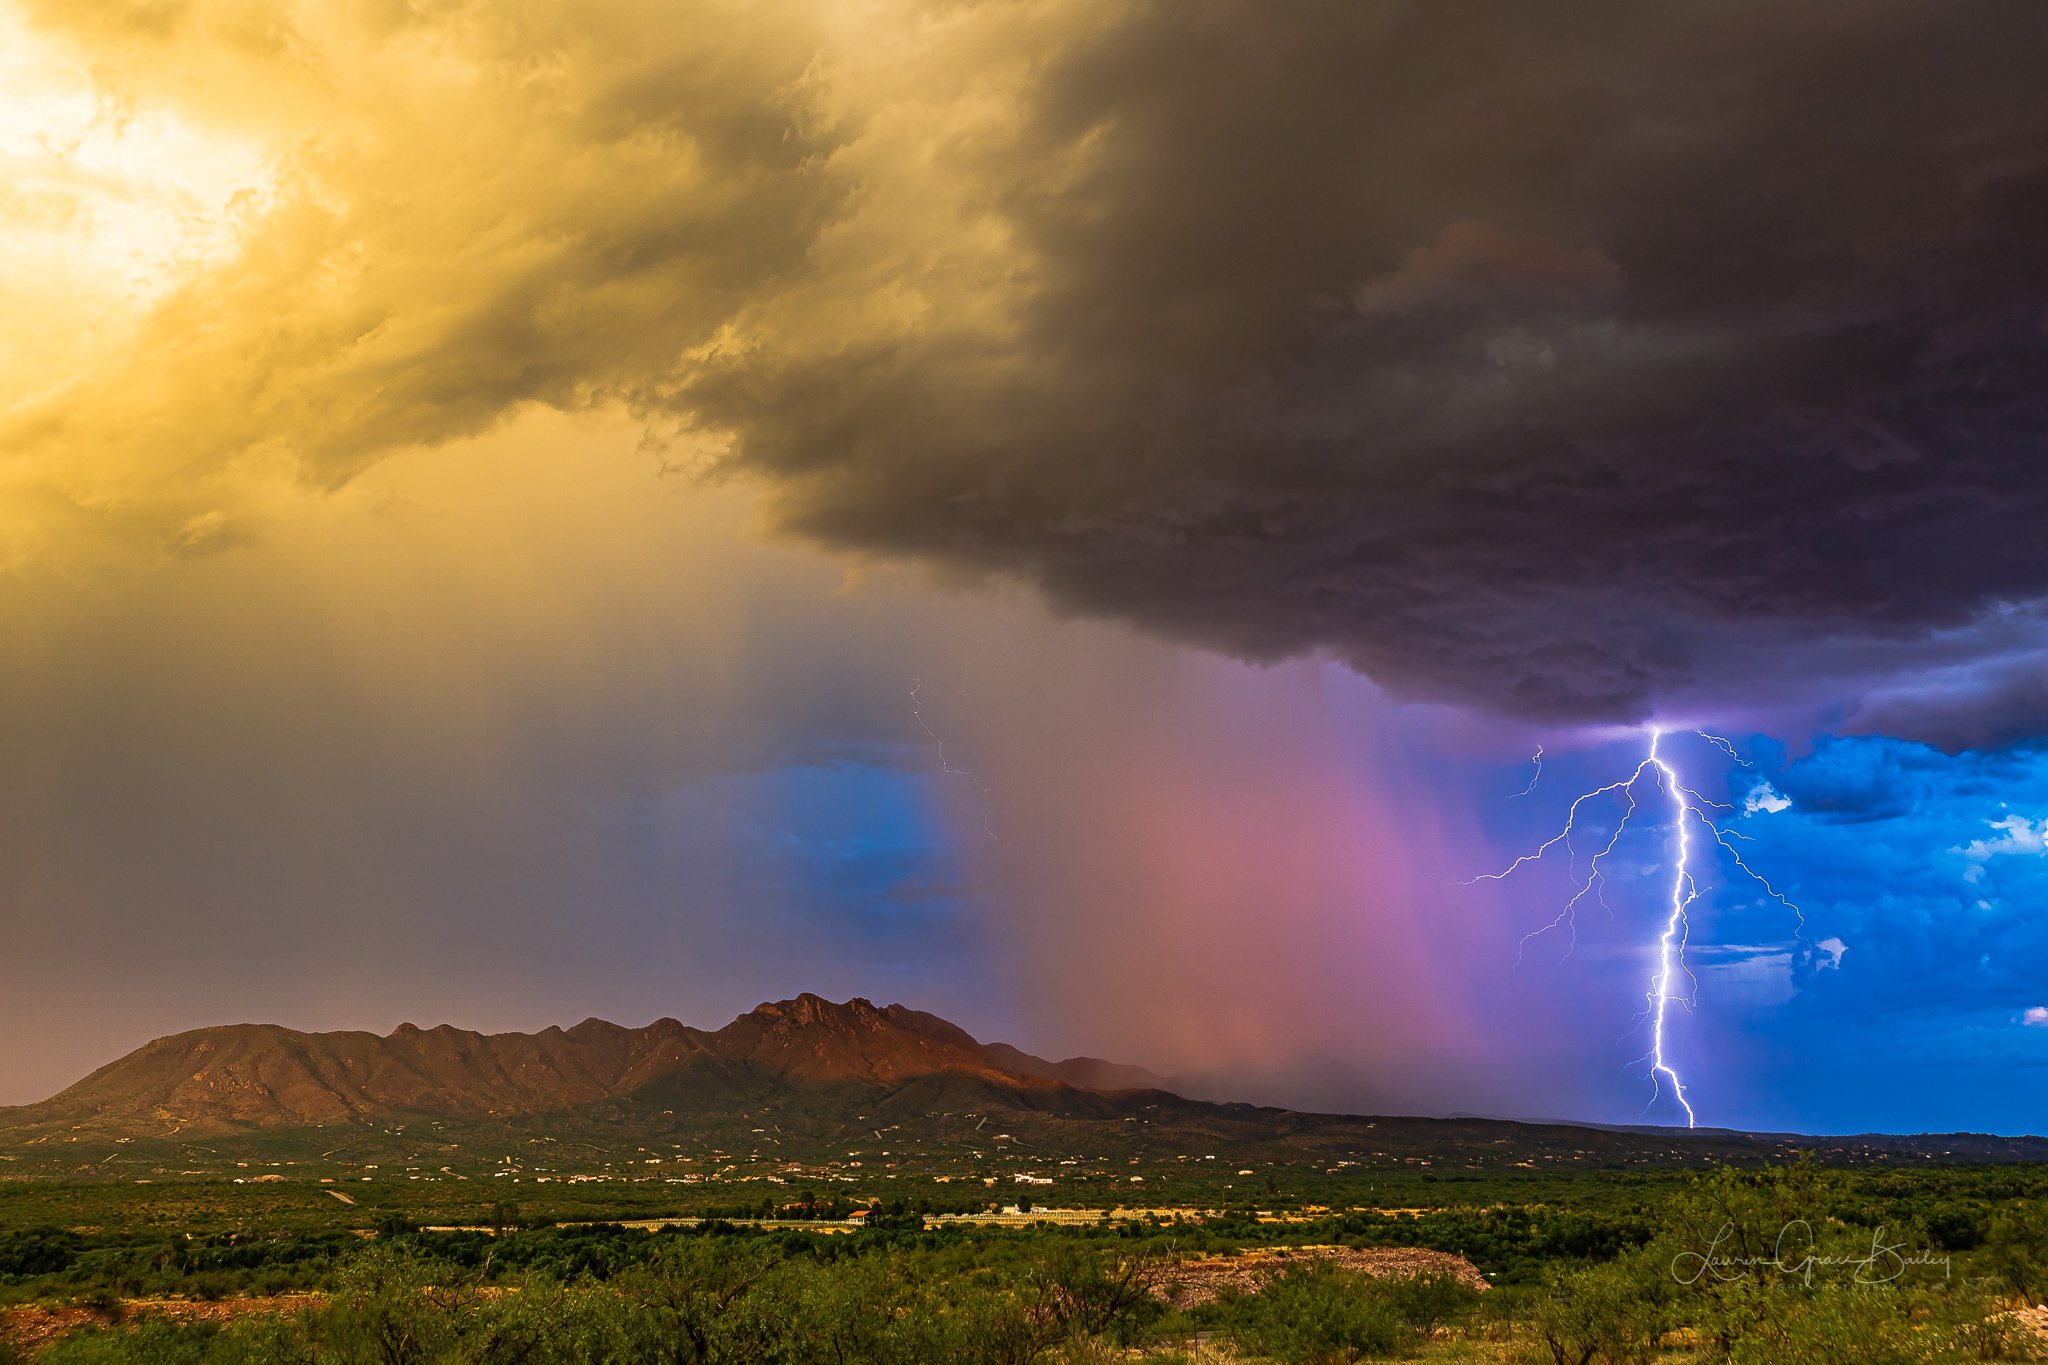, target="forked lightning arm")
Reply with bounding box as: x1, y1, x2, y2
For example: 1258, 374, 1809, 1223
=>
910, 677, 1001, 842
